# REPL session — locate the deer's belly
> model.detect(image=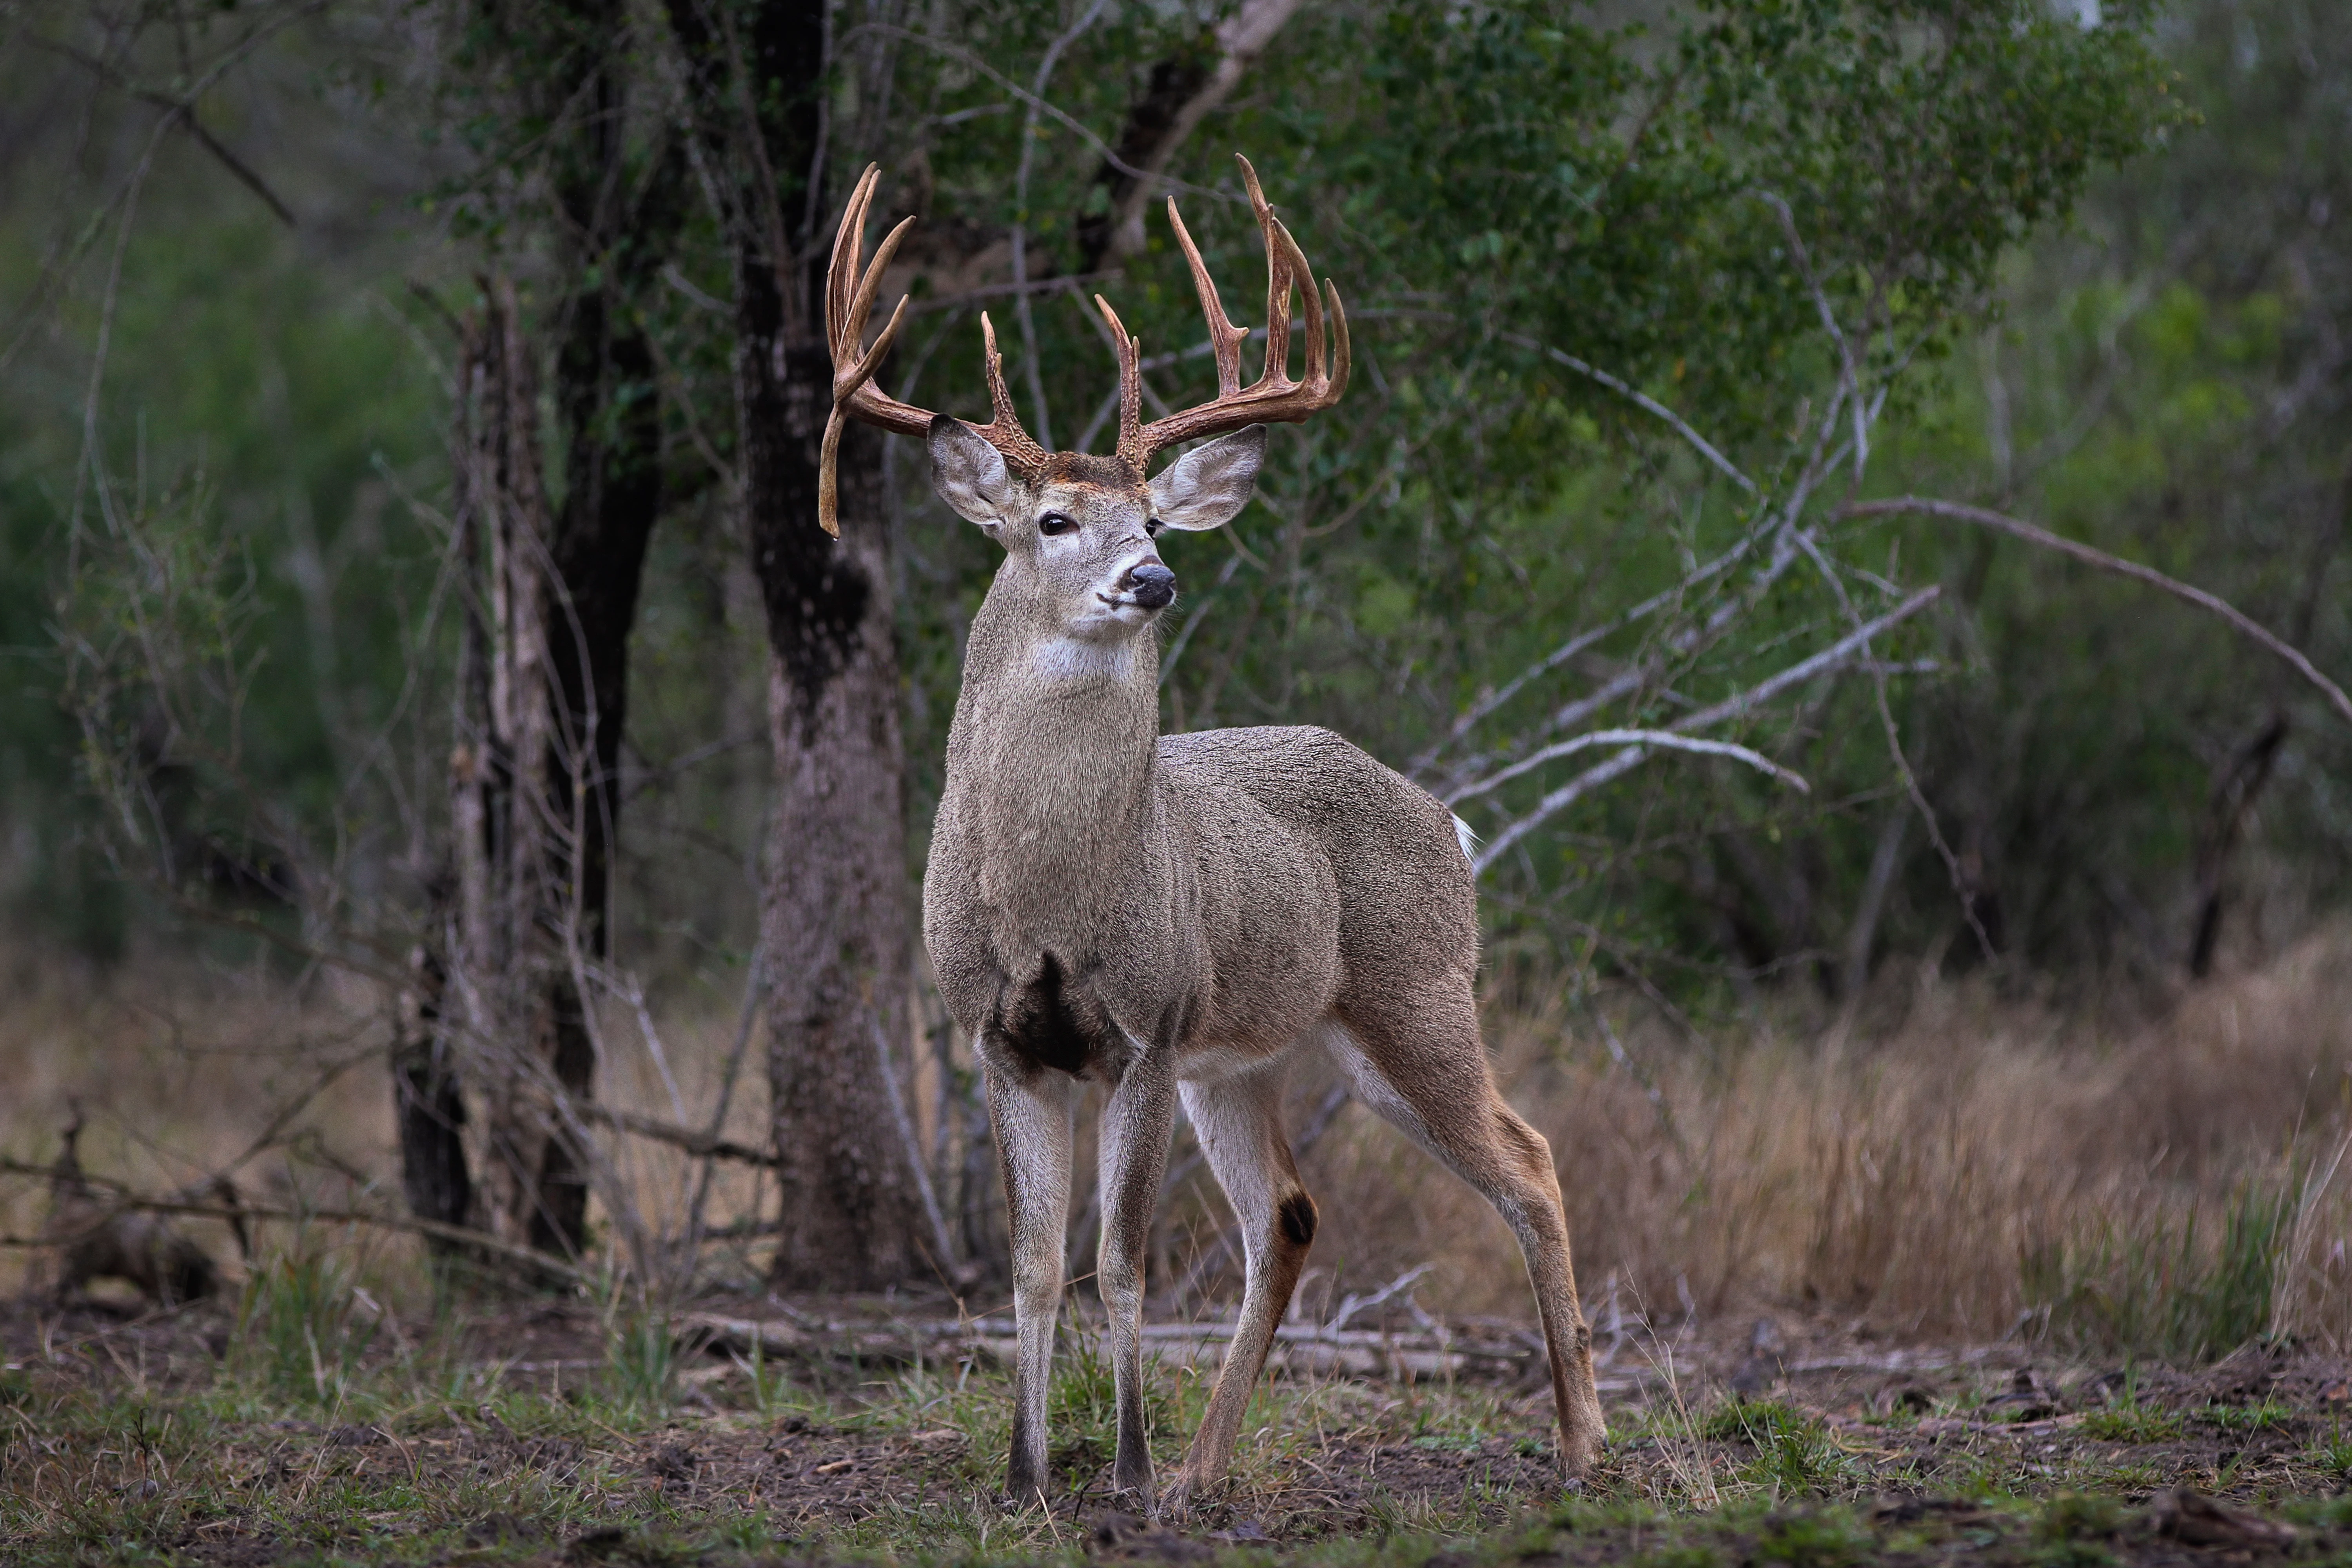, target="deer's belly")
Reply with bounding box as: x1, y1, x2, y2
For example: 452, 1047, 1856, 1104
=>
1180, 821, 1342, 1058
